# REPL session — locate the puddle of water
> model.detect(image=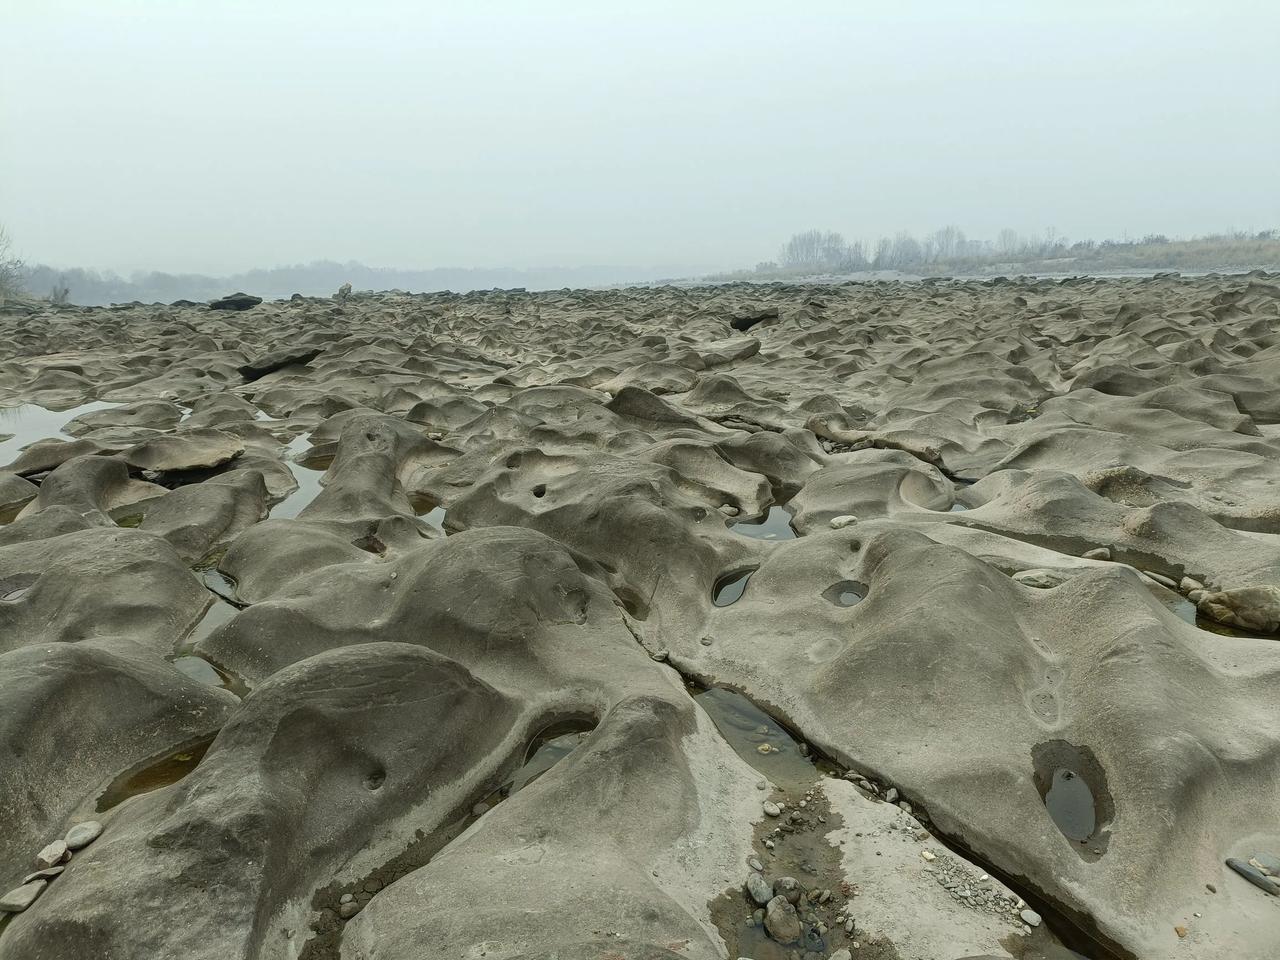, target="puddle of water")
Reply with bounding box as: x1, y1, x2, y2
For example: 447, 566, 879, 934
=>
272, 437, 331, 519
821, 580, 866, 606
481, 720, 596, 806
96, 735, 215, 811
730, 506, 797, 541
170, 653, 252, 698
0, 401, 119, 463
1045, 770, 1095, 840
713, 569, 755, 607
199, 568, 244, 607
186, 596, 239, 643
693, 686, 833, 789
1031, 740, 1113, 860
409, 493, 448, 533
